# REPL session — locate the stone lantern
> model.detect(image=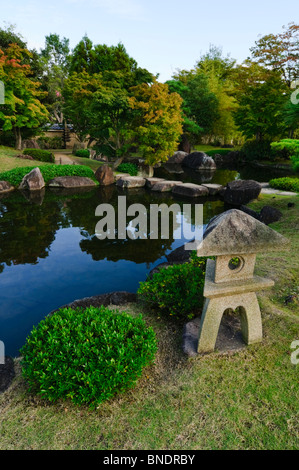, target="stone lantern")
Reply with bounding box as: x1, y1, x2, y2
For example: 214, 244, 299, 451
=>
196, 209, 289, 354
